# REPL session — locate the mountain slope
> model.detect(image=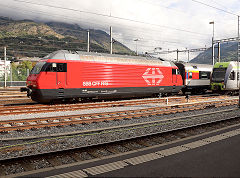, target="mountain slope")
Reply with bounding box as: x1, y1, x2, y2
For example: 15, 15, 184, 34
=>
46, 22, 133, 54
0, 17, 133, 58
191, 42, 238, 64
0, 18, 64, 39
